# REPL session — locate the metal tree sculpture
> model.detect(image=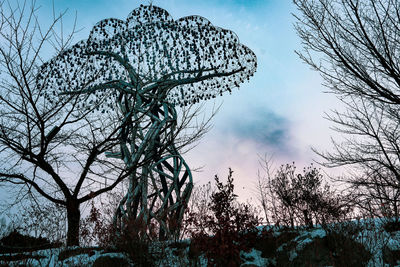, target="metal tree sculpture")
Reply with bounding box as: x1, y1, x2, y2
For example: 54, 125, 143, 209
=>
37, 5, 257, 240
